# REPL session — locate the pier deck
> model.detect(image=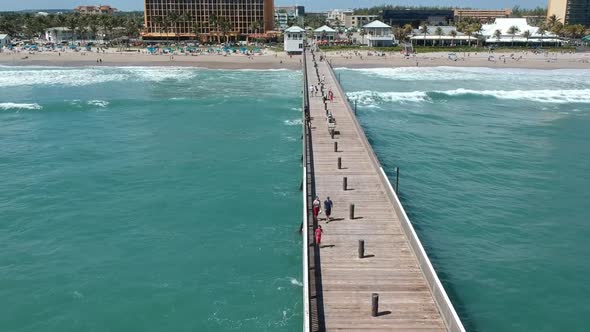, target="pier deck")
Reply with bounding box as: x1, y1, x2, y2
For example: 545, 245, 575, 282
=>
303, 51, 455, 331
